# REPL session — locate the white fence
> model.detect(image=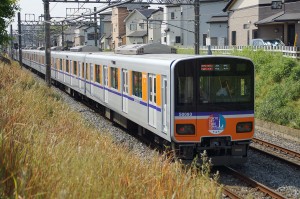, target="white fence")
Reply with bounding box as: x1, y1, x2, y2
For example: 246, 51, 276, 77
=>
198, 46, 300, 59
